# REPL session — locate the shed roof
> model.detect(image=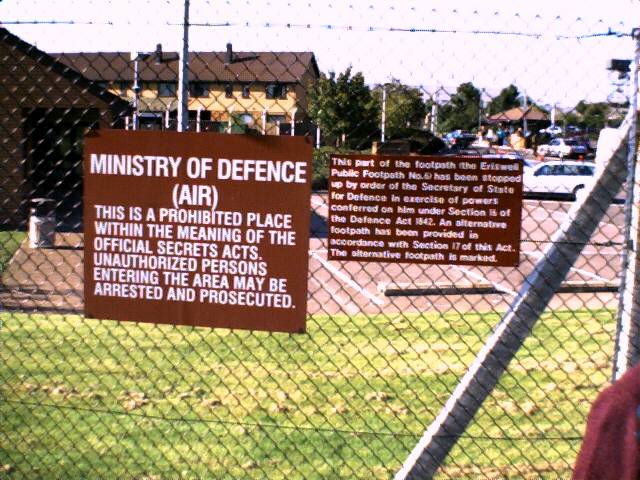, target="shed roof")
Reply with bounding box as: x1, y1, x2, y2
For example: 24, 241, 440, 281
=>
488, 105, 548, 122
0, 27, 128, 111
